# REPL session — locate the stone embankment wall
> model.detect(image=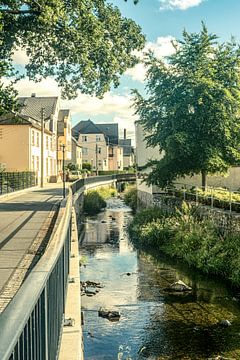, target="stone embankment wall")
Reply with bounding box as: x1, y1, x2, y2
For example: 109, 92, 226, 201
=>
138, 190, 240, 234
